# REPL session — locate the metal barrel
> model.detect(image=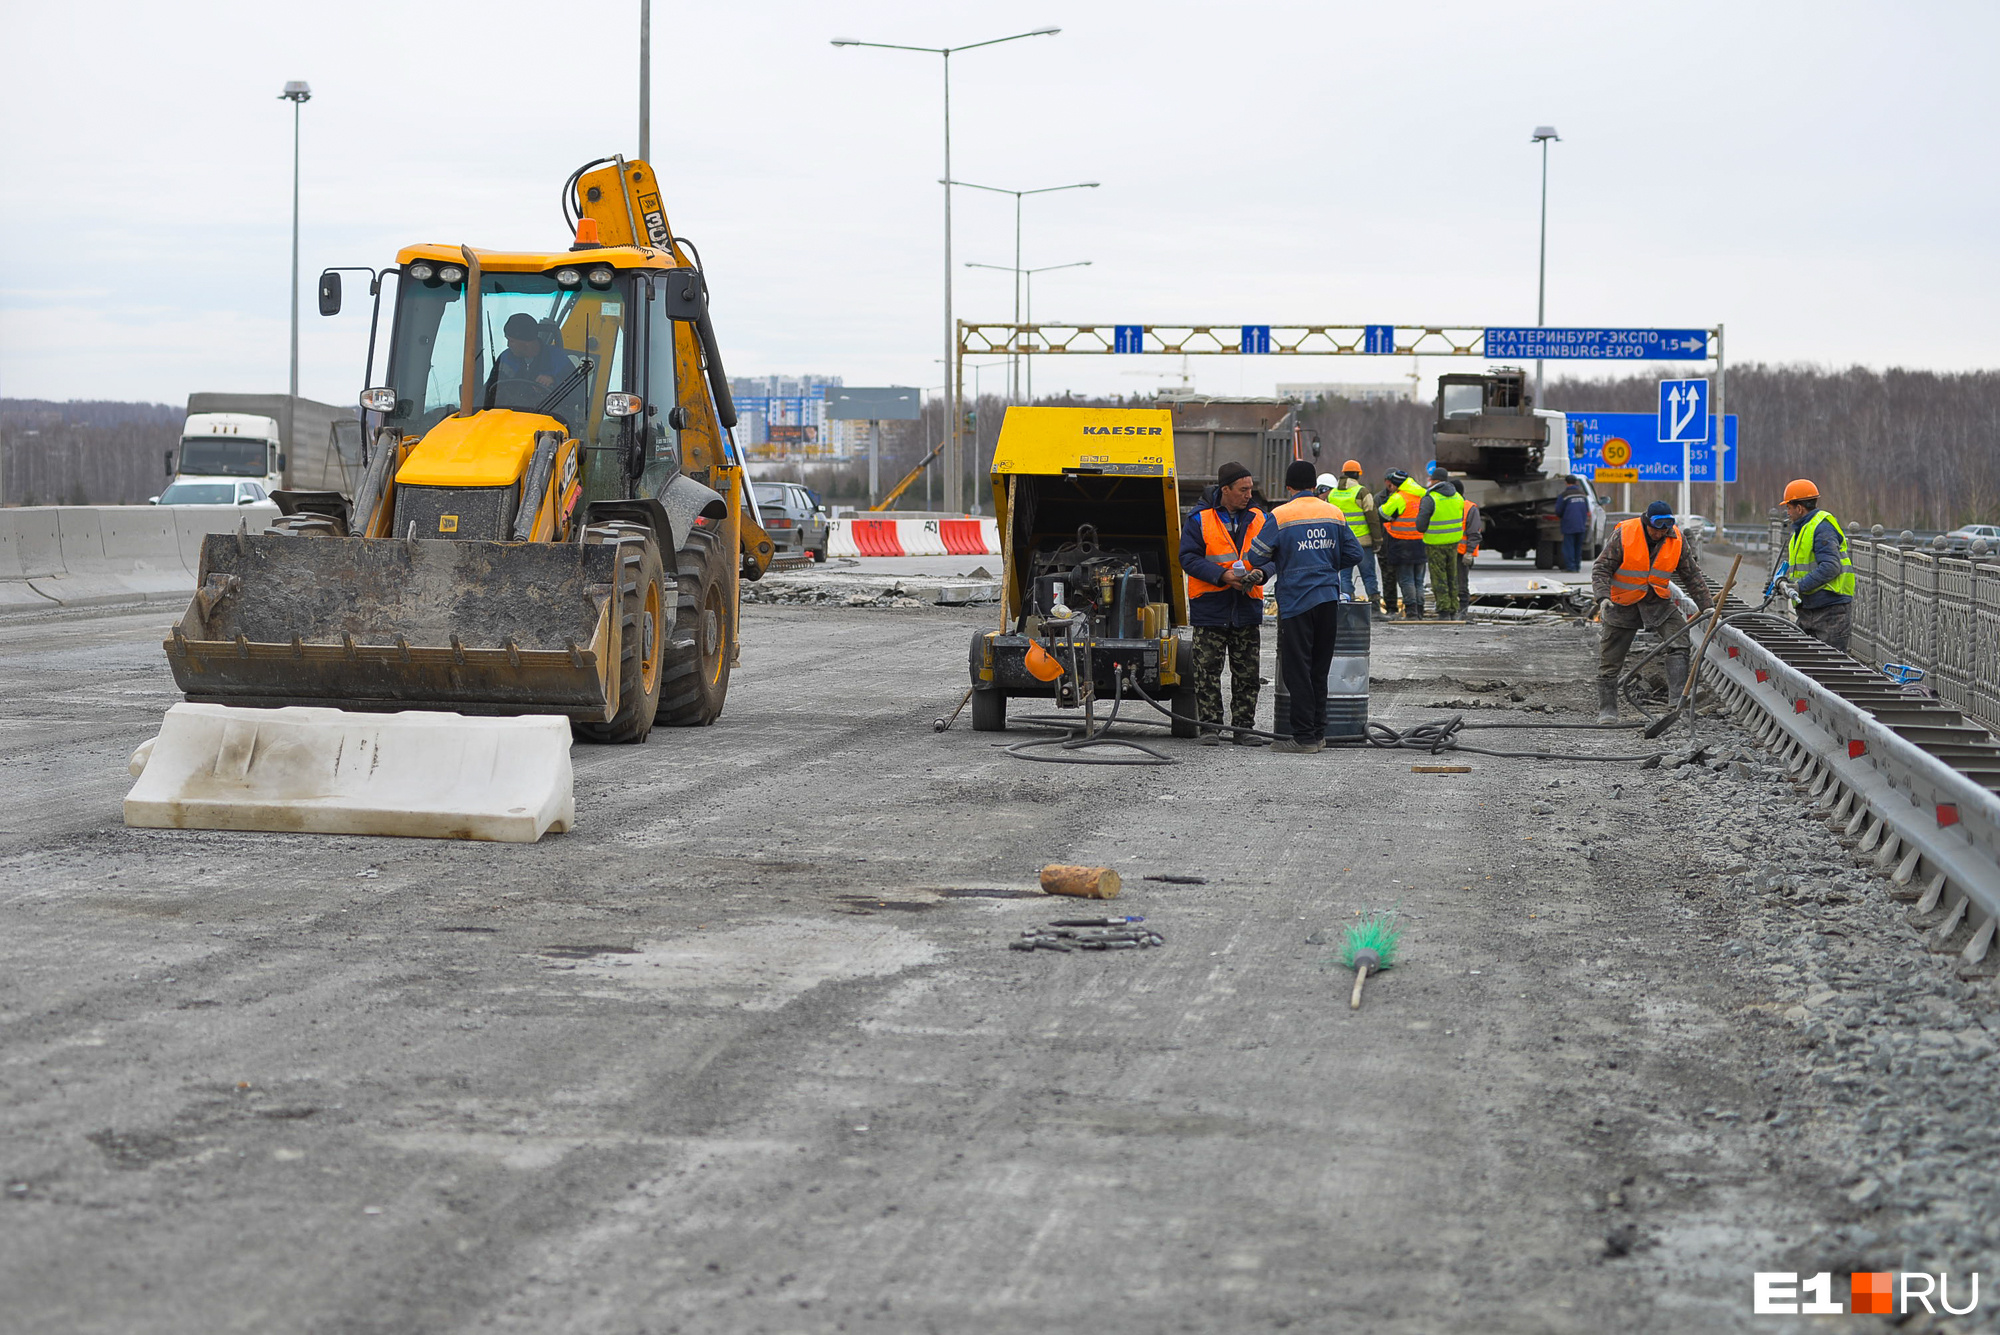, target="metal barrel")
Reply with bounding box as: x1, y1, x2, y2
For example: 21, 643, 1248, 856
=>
1327, 600, 1371, 740
163, 533, 620, 721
